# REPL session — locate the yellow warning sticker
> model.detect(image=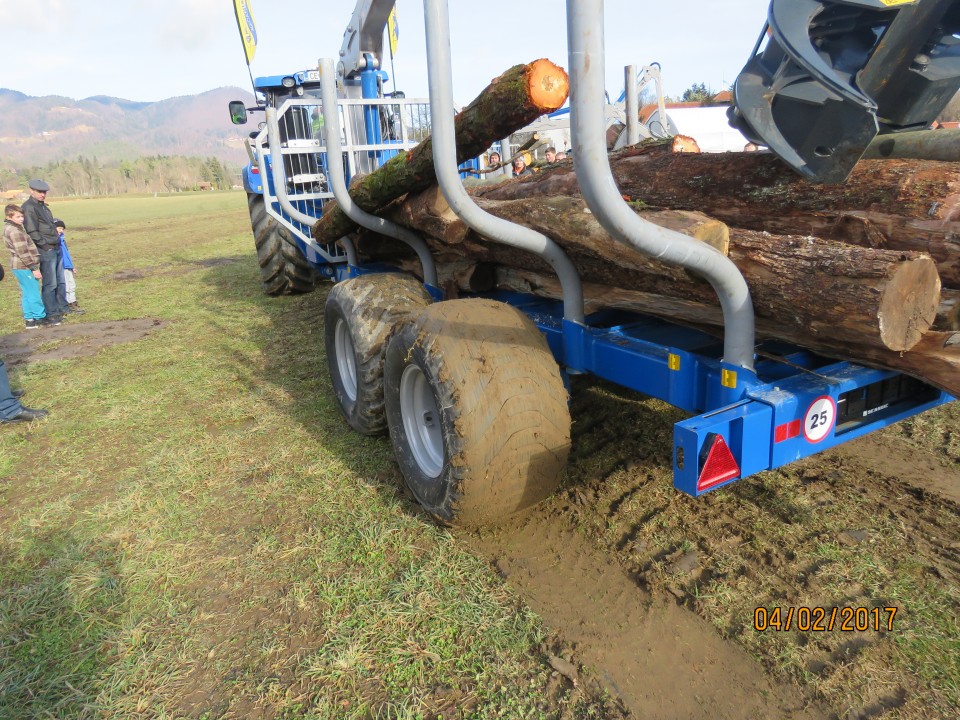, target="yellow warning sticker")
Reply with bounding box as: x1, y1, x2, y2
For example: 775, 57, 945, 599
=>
668, 354, 681, 371
721, 369, 738, 389
878, 0, 917, 6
